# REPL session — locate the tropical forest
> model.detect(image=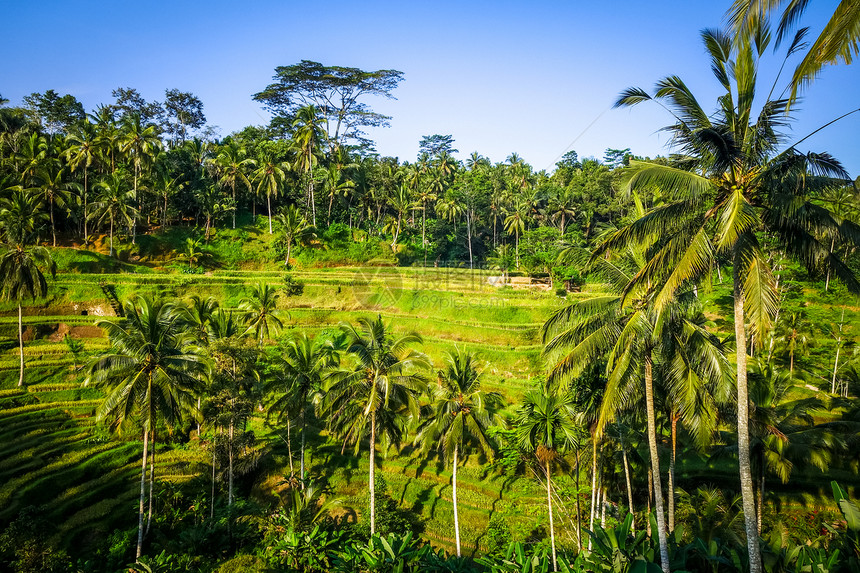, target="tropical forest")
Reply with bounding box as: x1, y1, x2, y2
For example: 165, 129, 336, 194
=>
0, 2, 859, 572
